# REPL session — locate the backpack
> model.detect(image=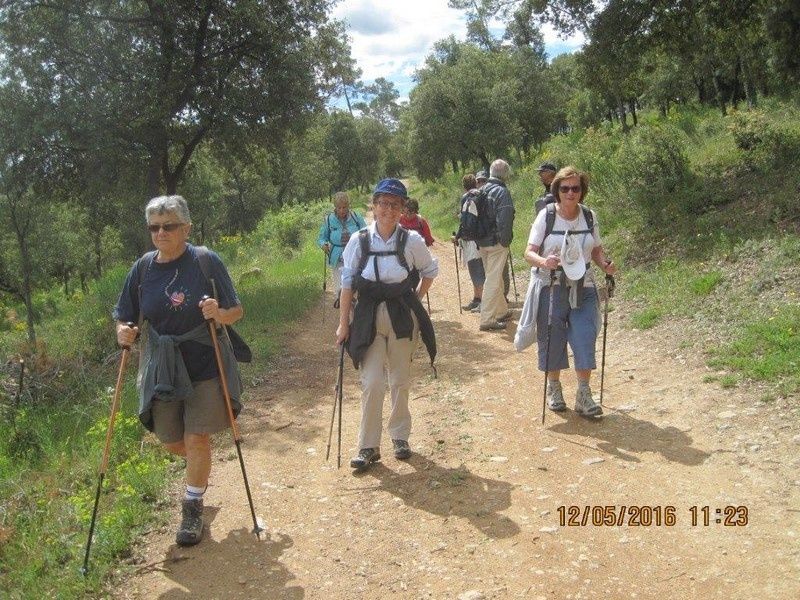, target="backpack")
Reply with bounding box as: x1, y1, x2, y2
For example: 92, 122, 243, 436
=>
356, 227, 411, 281
458, 188, 493, 242
542, 202, 594, 244
135, 246, 252, 362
